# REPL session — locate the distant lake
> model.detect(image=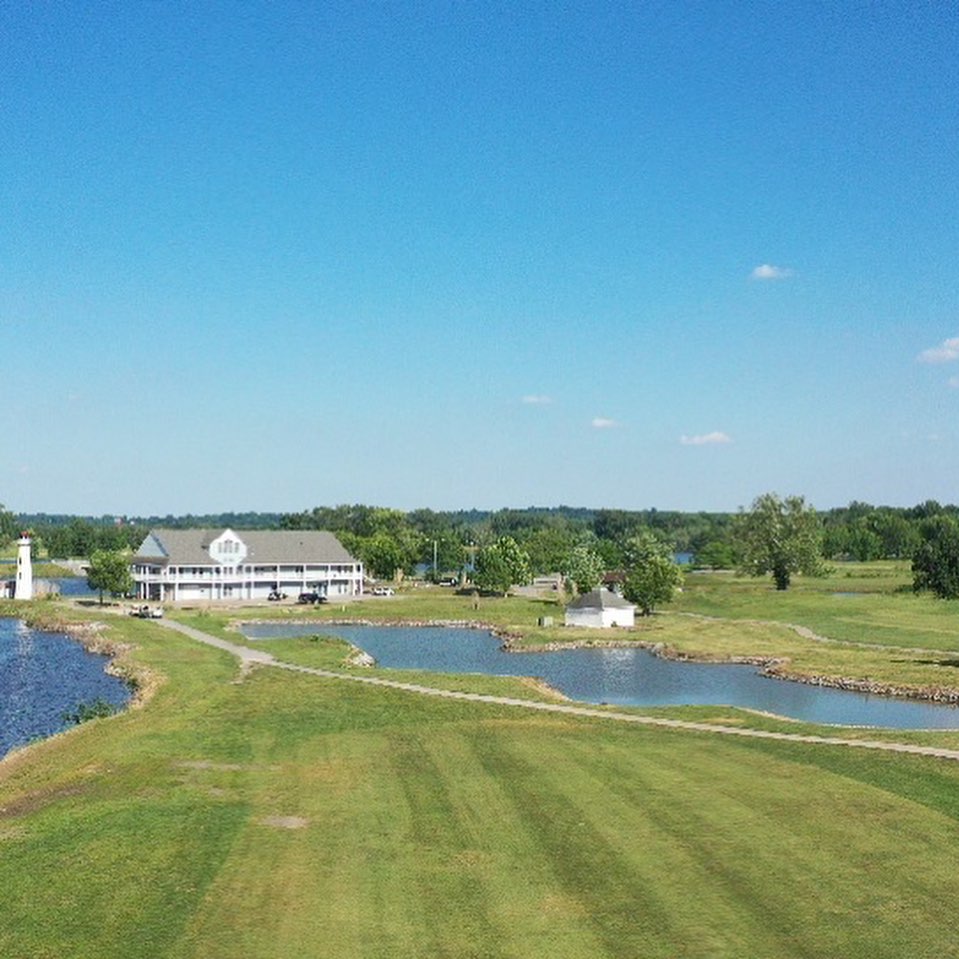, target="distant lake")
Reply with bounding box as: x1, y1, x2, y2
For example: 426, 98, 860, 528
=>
0, 573, 94, 598
242, 623, 959, 730
53, 577, 95, 598
0, 619, 131, 758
